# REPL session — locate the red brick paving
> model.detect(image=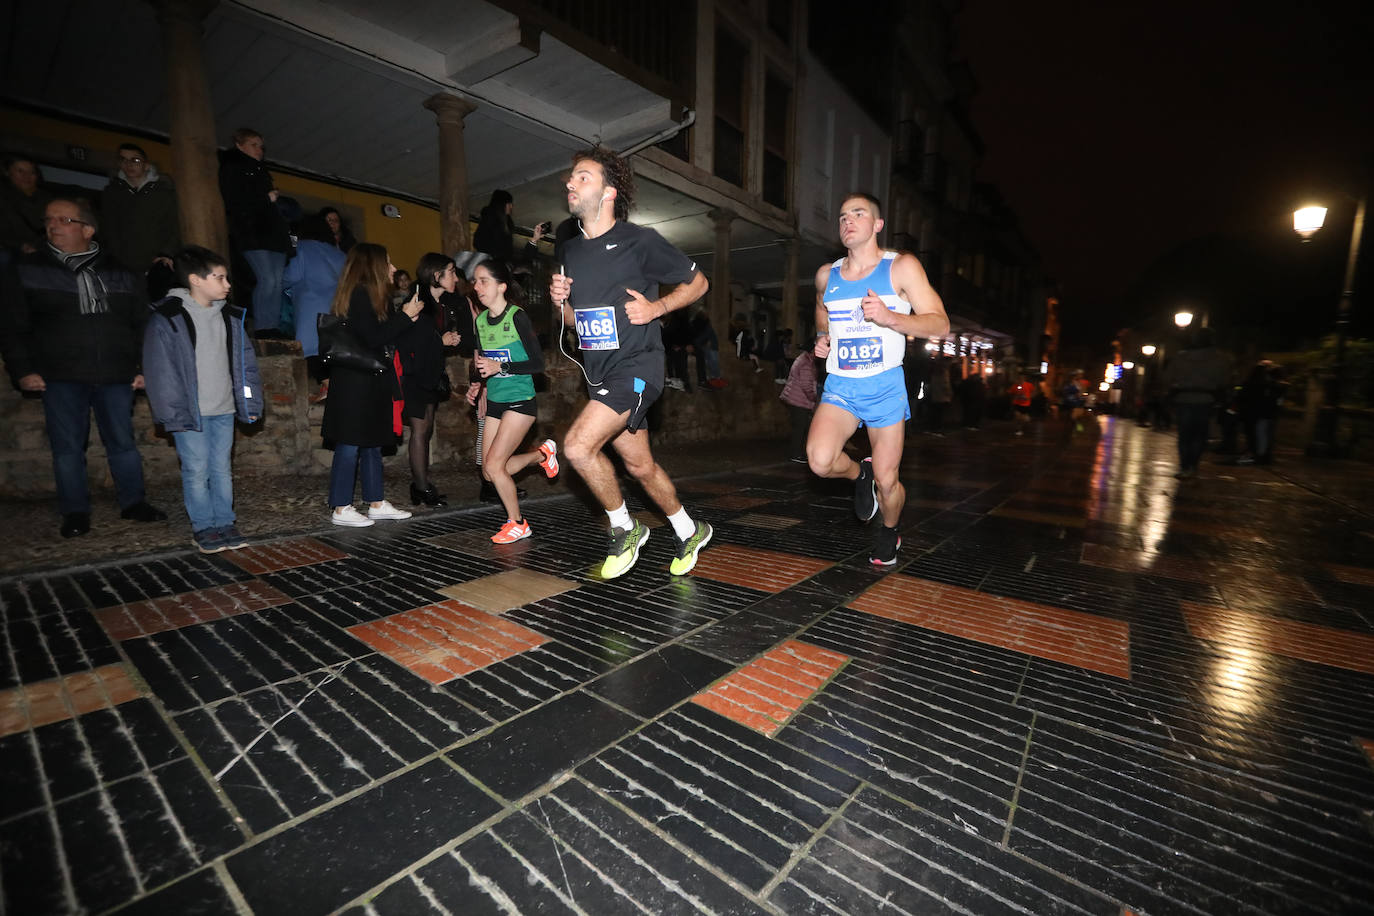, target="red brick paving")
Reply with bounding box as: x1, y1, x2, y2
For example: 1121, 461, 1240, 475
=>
688, 543, 832, 593
692, 640, 849, 736
0, 665, 143, 737
221, 537, 350, 575
347, 600, 550, 684
1182, 602, 1374, 676
850, 575, 1132, 680
94, 580, 293, 640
